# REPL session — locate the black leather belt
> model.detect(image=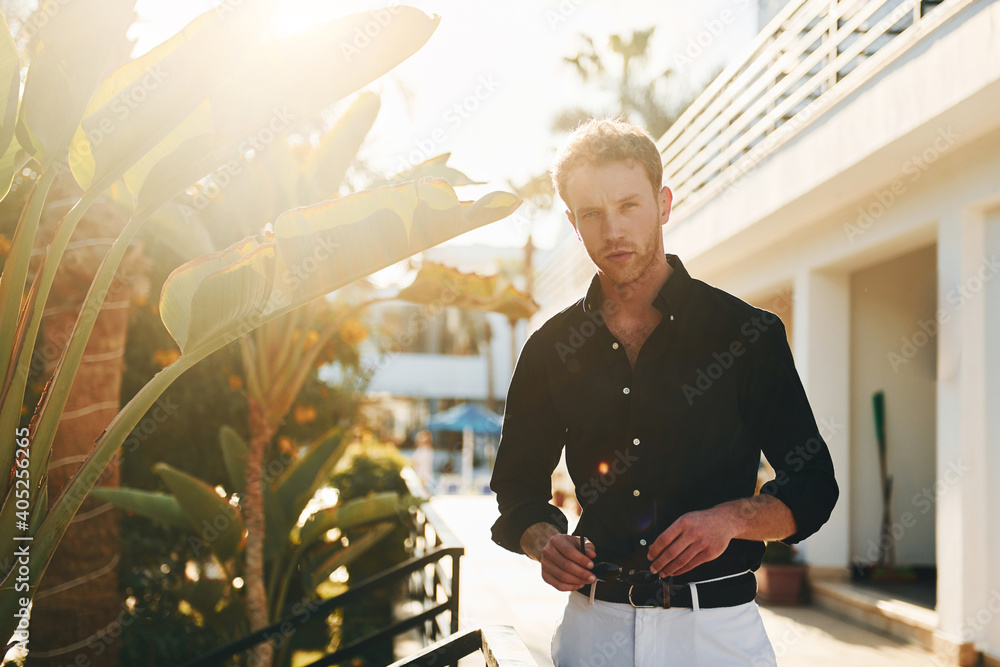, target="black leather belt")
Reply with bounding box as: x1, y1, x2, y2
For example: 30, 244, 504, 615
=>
576, 571, 757, 609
